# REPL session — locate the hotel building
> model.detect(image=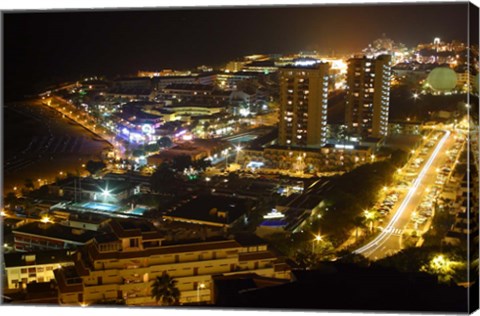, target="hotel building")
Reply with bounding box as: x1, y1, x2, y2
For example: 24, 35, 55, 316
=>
345, 55, 391, 139
278, 63, 330, 148
3, 250, 75, 290
54, 220, 290, 306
